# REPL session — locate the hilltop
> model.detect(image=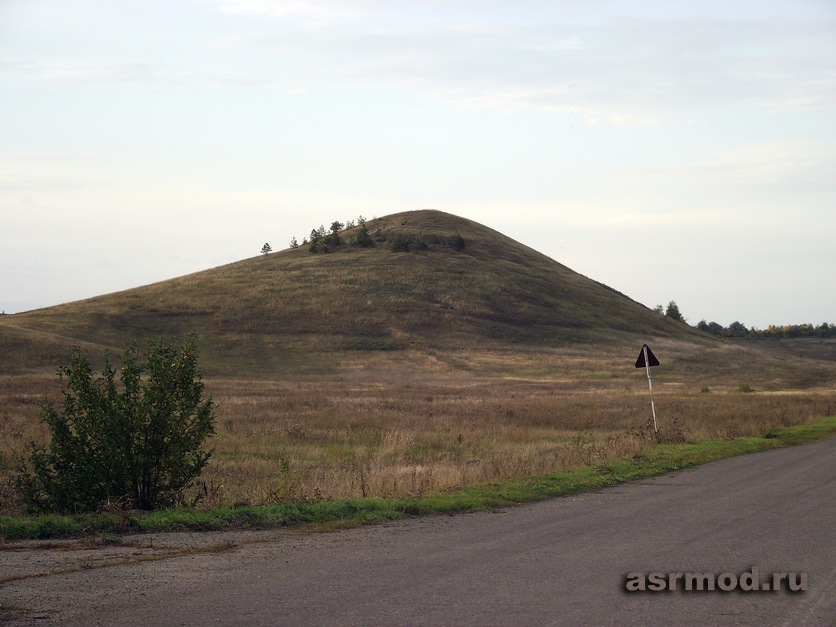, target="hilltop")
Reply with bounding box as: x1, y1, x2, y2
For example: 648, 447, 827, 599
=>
5, 209, 829, 387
